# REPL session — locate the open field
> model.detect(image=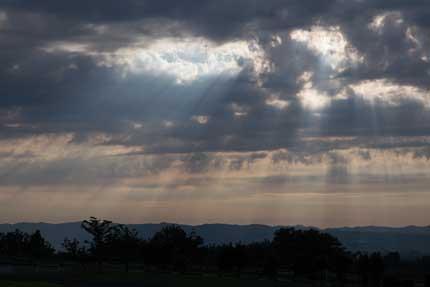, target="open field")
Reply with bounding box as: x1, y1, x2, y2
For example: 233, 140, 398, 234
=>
1, 265, 428, 287
0, 281, 62, 287
0, 270, 314, 287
